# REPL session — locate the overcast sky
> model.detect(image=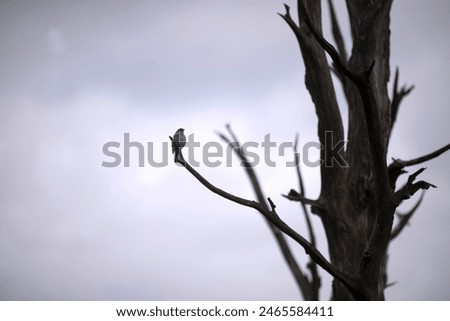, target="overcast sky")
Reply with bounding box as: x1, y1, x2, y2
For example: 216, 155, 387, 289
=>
0, 0, 449, 300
